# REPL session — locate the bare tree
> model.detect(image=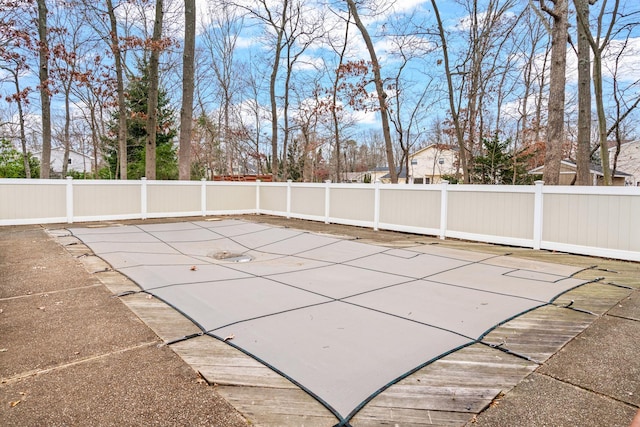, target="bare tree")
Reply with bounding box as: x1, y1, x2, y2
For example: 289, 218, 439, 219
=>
573, 0, 591, 185
145, 0, 163, 180
105, 0, 128, 179
201, 1, 245, 176
607, 26, 640, 174
345, 0, 397, 183
430, 0, 469, 182
327, 10, 350, 182
575, 0, 622, 185
179, 0, 195, 180
236, 0, 289, 179
36, 0, 52, 178
511, 7, 550, 181
280, 1, 324, 180
537, 0, 569, 185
